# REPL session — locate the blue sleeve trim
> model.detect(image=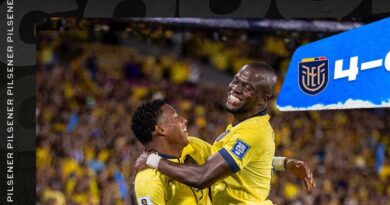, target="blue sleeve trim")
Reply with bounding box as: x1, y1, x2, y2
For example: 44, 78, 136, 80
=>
218, 148, 240, 173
